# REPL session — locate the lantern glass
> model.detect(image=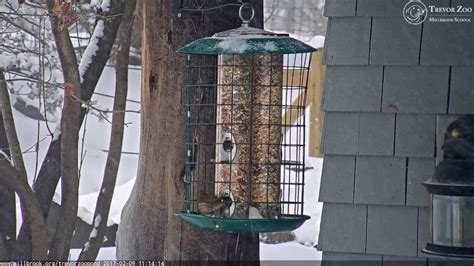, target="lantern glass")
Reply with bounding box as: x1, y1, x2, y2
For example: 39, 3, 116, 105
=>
432, 195, 474, 247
